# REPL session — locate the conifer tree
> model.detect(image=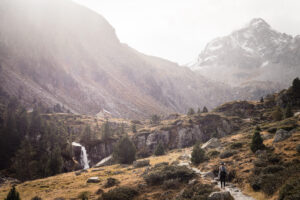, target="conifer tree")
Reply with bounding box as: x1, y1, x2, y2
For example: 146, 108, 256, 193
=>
154, 142, 165, 156
46, 145, 63, 176
132, 124, 137, 133
113, 136, 136, 164
202, 106, 208, 113
101, 121, 111, 141
197, 108, 201, 114
250, 129, 265, 153
191, 142, 205, 165
187, 108, 195, 116
5, 186, 20, 200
